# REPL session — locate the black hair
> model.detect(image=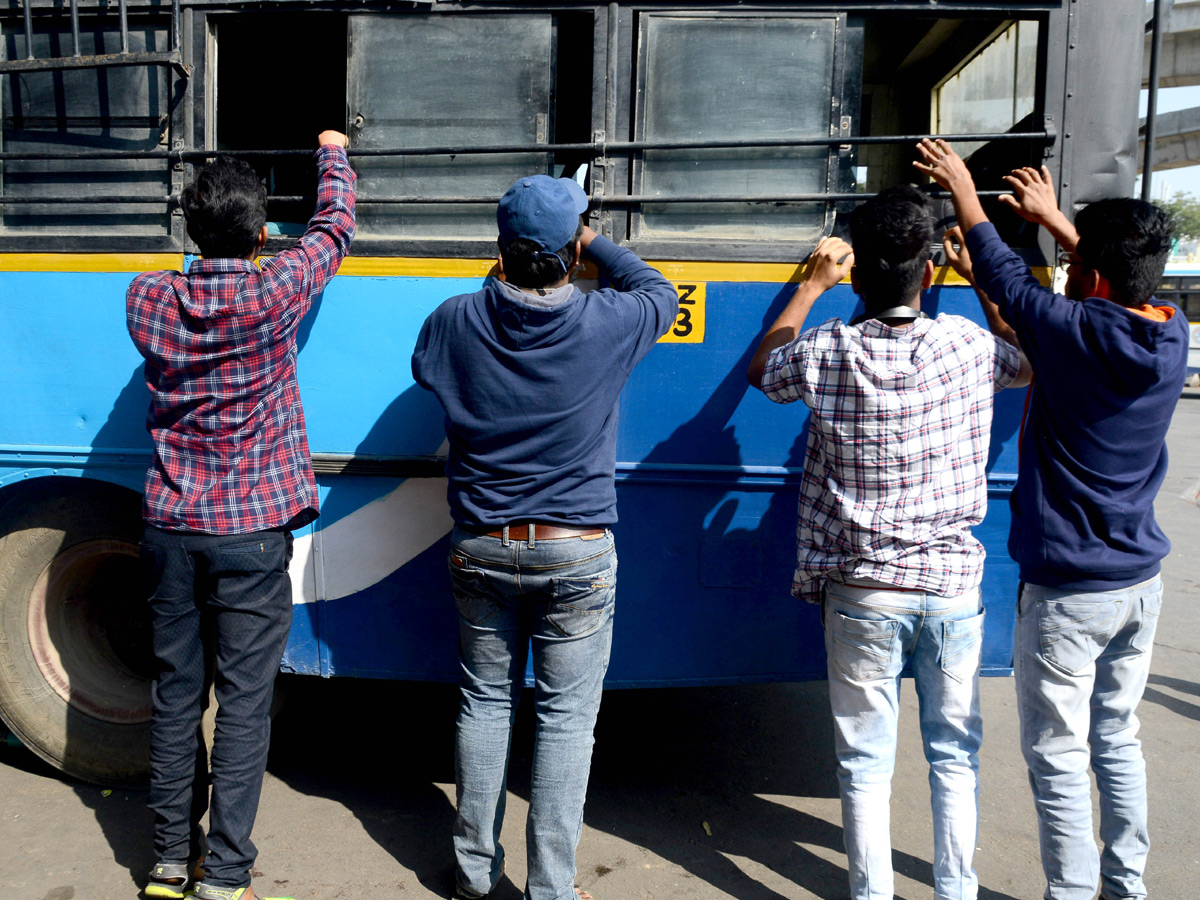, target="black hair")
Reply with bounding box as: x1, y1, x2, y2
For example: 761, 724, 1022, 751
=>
1075, 198, 1173, 307
848, 184, 934, 309
180, 156, 269, 259
499, 220, 585, 289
